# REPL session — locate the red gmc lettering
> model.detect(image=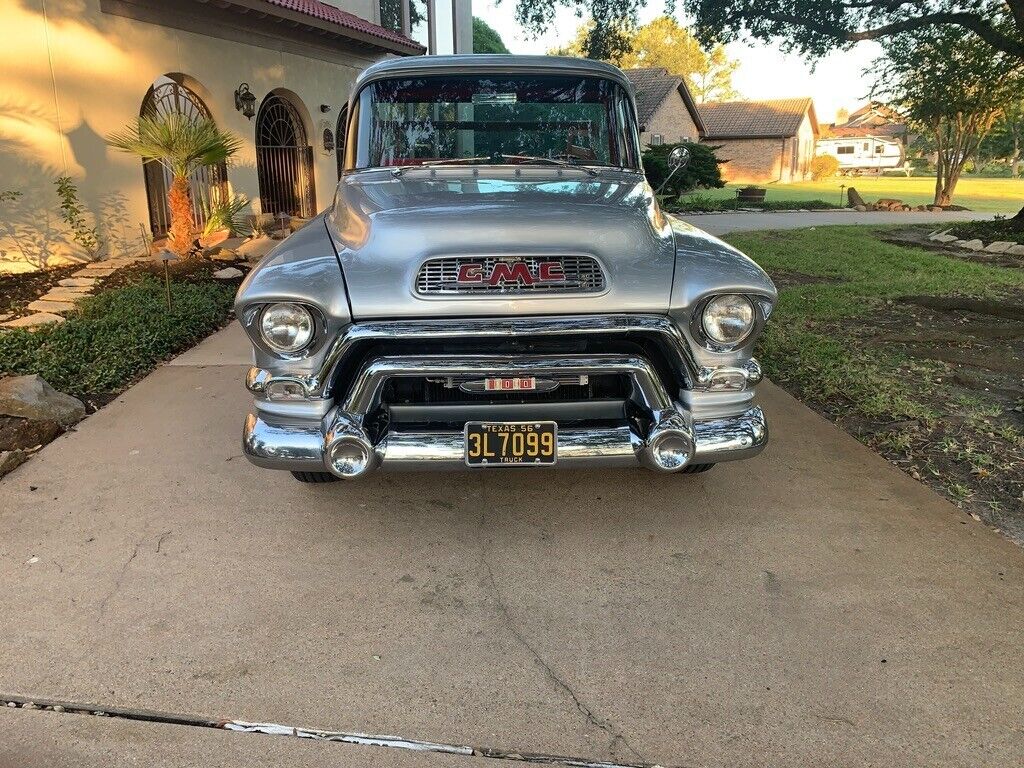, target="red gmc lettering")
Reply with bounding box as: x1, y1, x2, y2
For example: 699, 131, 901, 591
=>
457, 264, 484, 283
538, 261, 566, 282
488, 262, 534, 286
